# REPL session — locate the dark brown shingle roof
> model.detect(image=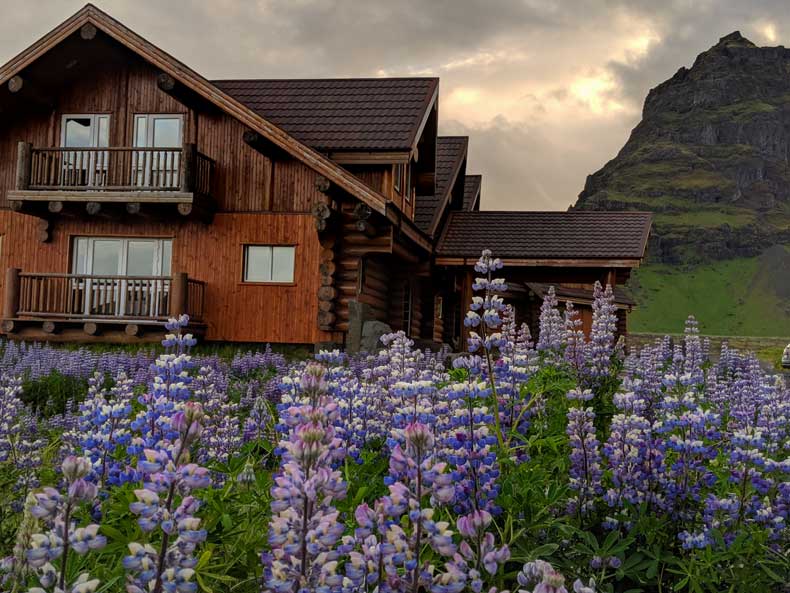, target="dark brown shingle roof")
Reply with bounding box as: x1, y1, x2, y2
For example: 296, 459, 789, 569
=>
212, 78, 438, 151
463, 175, 482, 211
436, 211, 652, 260
414, 136, 468, 234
